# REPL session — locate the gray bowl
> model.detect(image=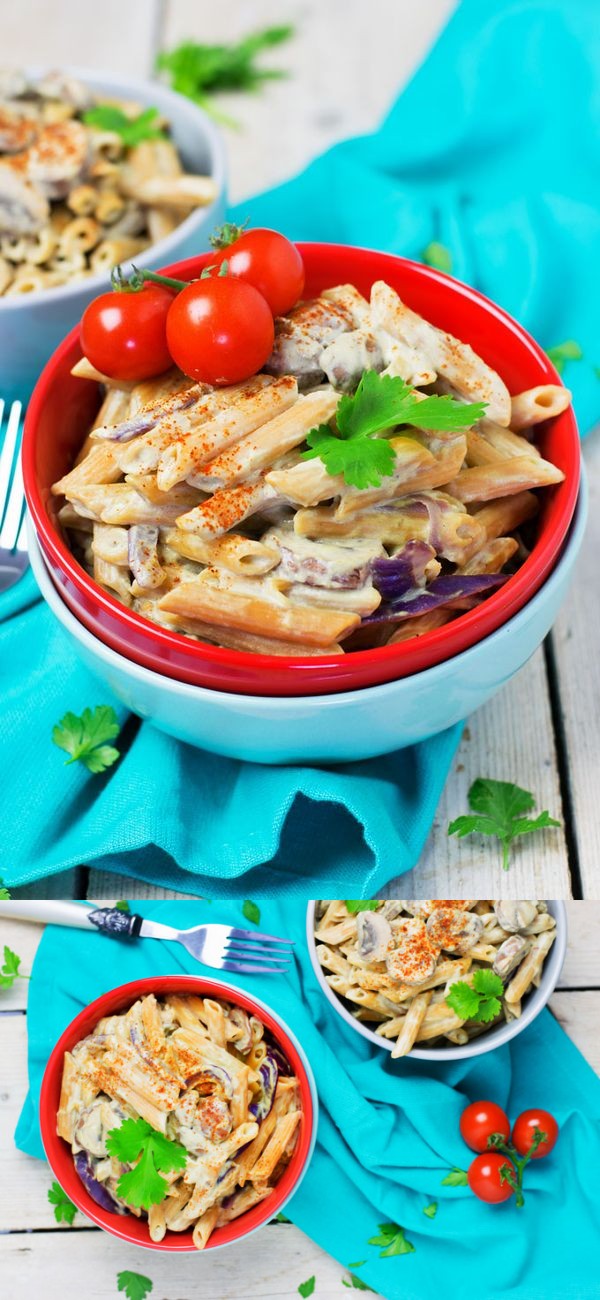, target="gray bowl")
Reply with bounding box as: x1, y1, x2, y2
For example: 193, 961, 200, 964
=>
306, 901, 567, 1061
0, 66, 227, 403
